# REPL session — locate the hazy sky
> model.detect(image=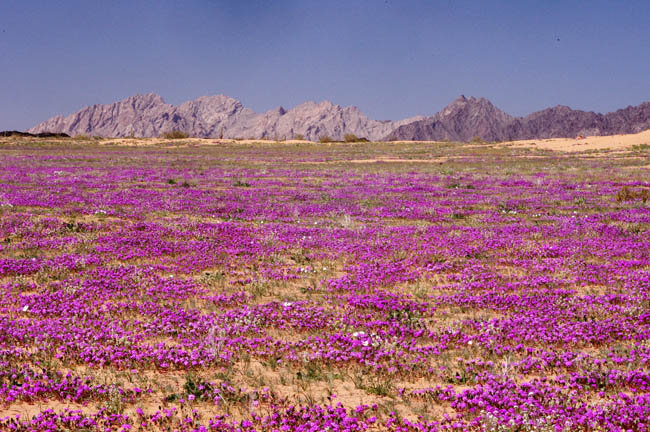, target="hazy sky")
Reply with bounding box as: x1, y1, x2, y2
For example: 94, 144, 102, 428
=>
2, 0, 649, 130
